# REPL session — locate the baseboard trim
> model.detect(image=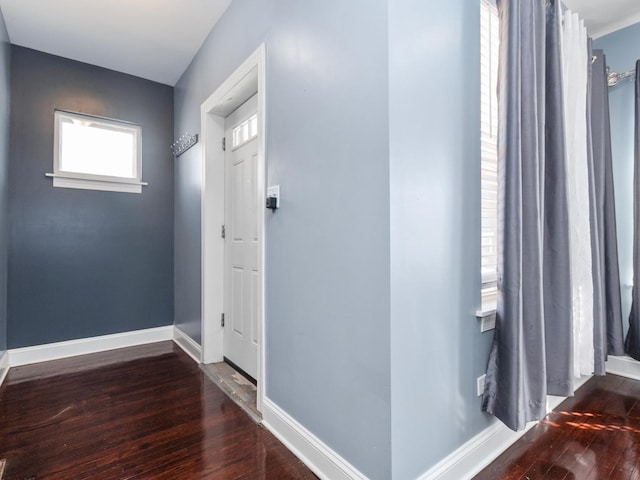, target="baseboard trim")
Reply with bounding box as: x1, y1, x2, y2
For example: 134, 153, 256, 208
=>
420, 374, 592, 480
261, 398, 367, 480
418, 420, 533, 480
606, 355, 640, 381
173, 327, 202, 363
0, 351, 8, 387
8, 326, 174, 367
